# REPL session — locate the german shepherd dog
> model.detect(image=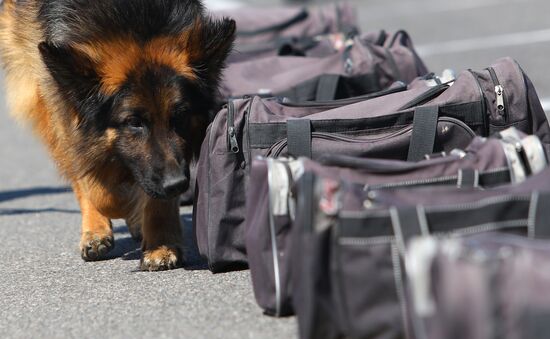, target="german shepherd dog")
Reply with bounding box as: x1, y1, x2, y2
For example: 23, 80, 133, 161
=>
0, 0, 235, 270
